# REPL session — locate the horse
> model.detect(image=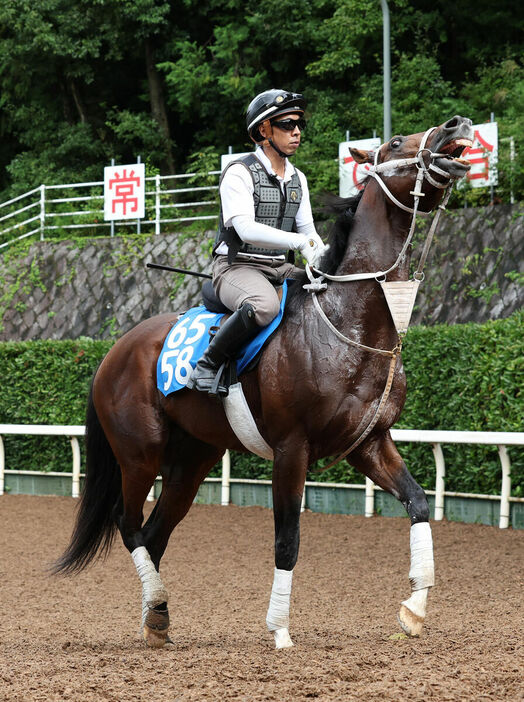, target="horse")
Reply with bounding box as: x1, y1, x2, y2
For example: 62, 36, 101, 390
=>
55, 116, 473, 650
